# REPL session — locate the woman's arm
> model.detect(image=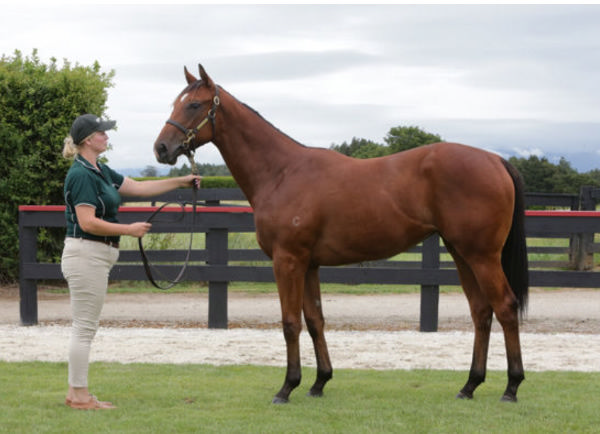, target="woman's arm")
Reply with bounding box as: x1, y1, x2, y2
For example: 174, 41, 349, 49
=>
118, 175, 201, 198
75, 205, 151, 238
